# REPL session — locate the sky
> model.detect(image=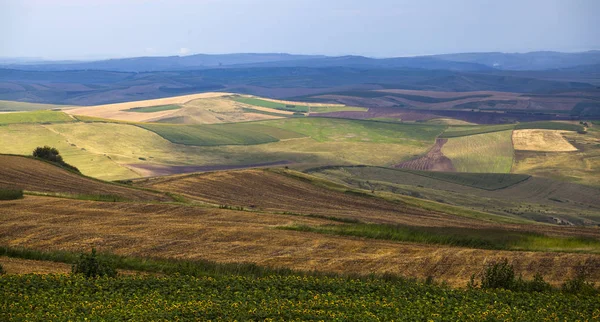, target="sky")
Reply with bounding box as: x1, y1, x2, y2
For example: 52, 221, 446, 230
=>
1, 0, 599, 60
